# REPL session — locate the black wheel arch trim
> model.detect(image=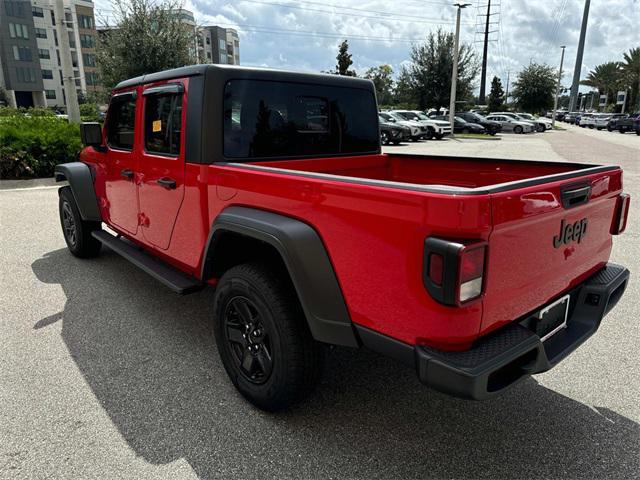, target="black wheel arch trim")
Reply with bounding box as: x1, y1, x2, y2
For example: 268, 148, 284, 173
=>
202, 206, 359, 348
54, 162, 102, 222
